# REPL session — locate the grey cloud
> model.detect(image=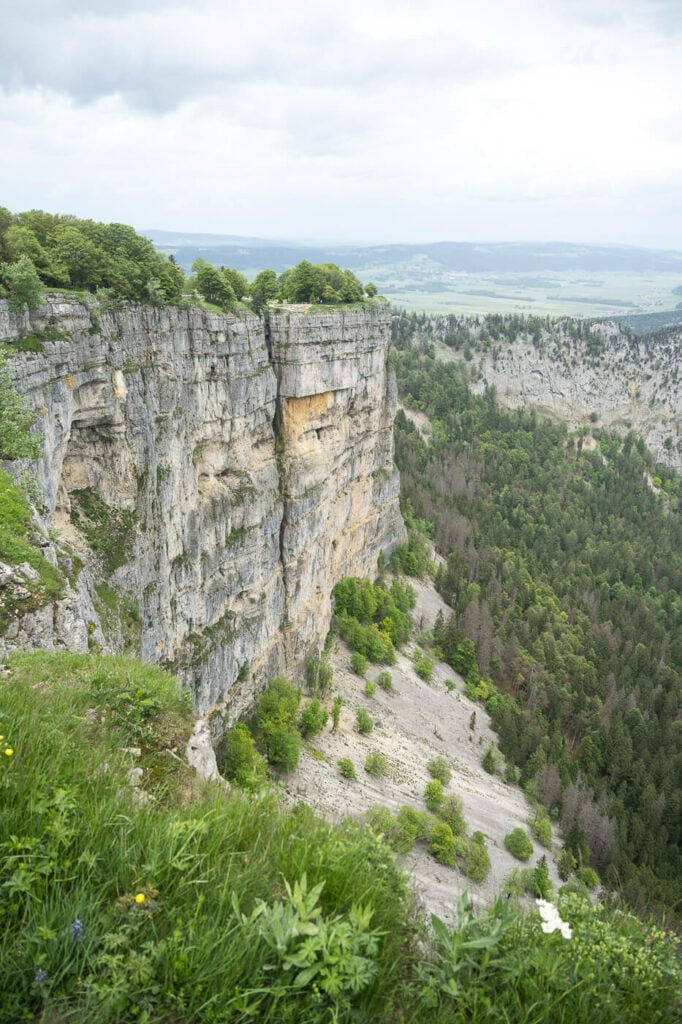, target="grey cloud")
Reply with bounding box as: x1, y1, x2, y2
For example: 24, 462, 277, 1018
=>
0, 2, 513, 112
